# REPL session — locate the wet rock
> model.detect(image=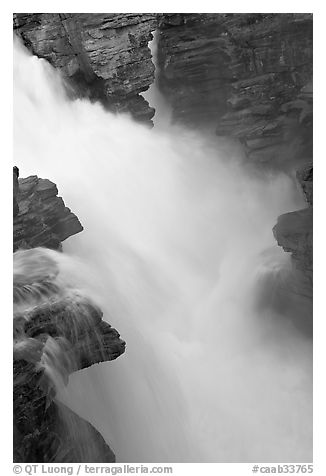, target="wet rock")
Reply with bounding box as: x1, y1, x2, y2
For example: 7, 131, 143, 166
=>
14, 294, 126, 373
13, 248, 126, 462
13, 361, 116, 463
13, 173, 83, 251
13, 13, 158, 125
